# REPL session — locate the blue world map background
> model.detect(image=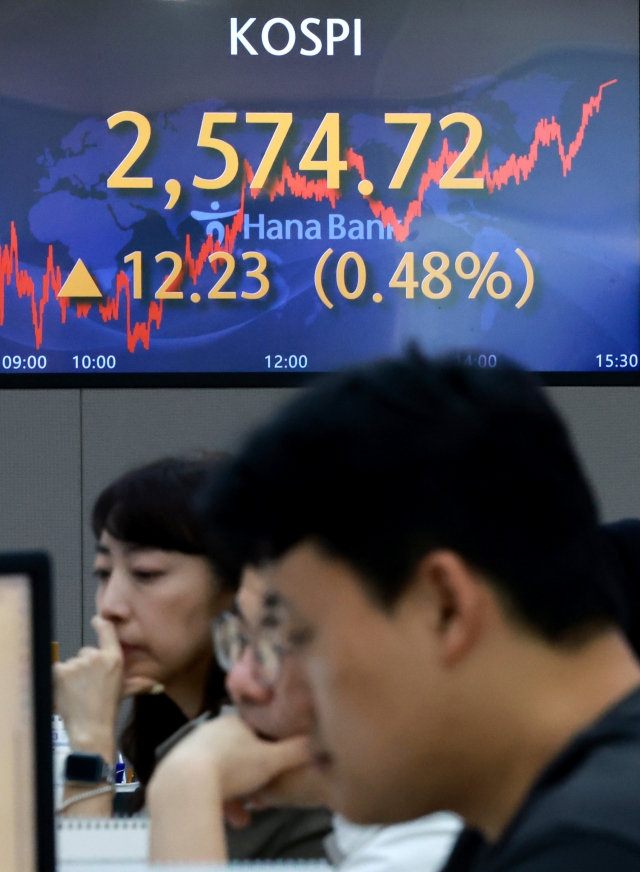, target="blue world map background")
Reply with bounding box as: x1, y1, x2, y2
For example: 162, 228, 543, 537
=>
0, 48, 637, 373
